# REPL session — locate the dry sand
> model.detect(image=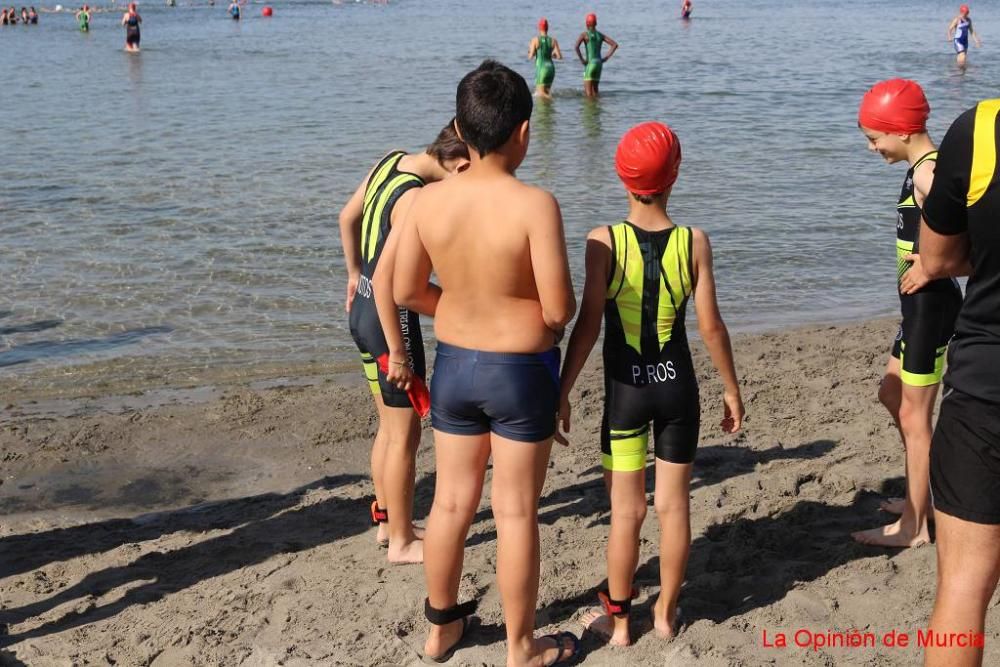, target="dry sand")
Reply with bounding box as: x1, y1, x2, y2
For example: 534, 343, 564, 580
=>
2, 318, 999, 666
